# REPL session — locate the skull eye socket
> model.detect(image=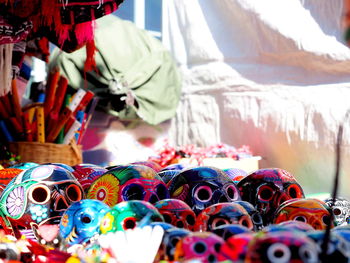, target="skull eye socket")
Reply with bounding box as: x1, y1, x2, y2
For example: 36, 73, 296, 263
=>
287, 185, 303, 199
212, 218, 230, 229
66, 184, 83, 202
267, 243, 291, 262
123, 217, 137, 230
155, 184, 168, 200
239, 216, 253, 230
193, 241, 207, 254
333, 208, 342, 216
294, 215, 307, 223
29, 185, 50, 204
123, 184, 144, 201
226, 185, 239, 201
299, 244, 318, 263
257, 185, 274, 202
194, 186, 212, 202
